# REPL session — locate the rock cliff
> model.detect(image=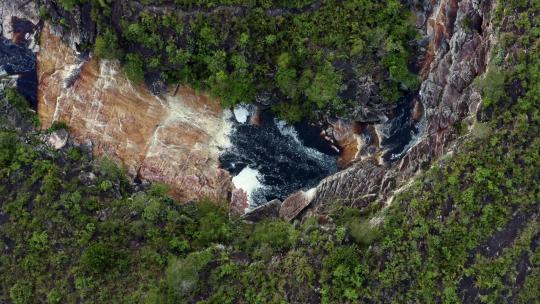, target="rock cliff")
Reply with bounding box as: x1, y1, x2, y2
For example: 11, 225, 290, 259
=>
4, 0, 496, 219
282, 0, 494, 218
37, 24, 233, 203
